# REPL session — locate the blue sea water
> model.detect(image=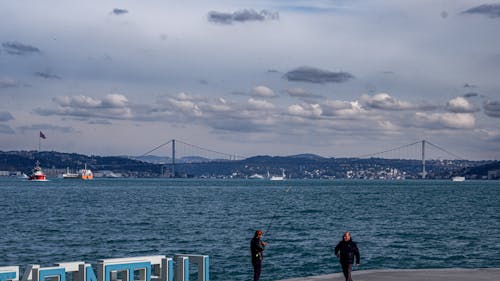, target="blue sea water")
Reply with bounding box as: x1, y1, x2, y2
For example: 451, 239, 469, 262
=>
0, 178, 499, 280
